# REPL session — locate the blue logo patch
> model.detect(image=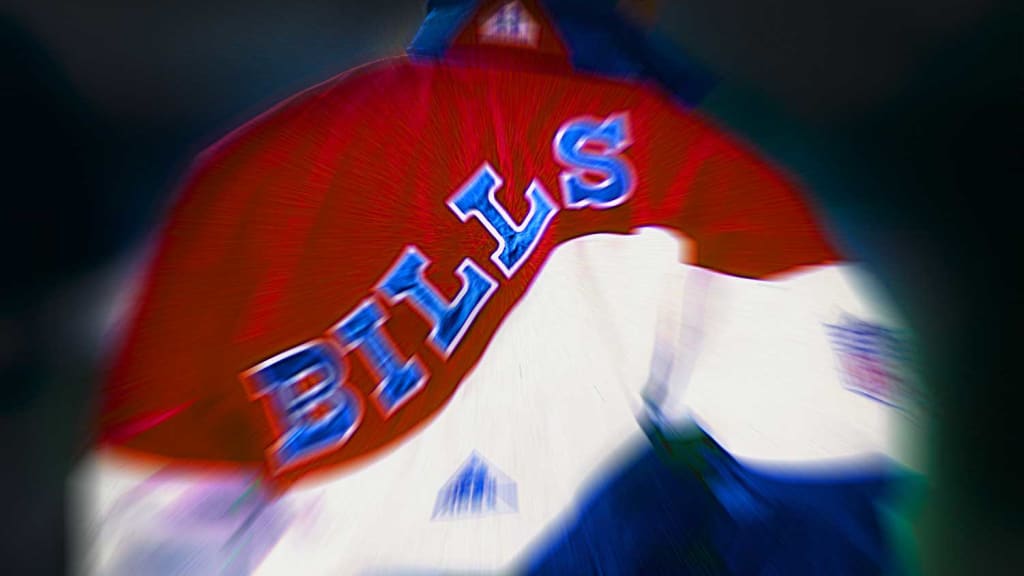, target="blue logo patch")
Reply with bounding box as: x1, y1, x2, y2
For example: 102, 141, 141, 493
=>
825, 314, 916, 409
433, 452, 518, 520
